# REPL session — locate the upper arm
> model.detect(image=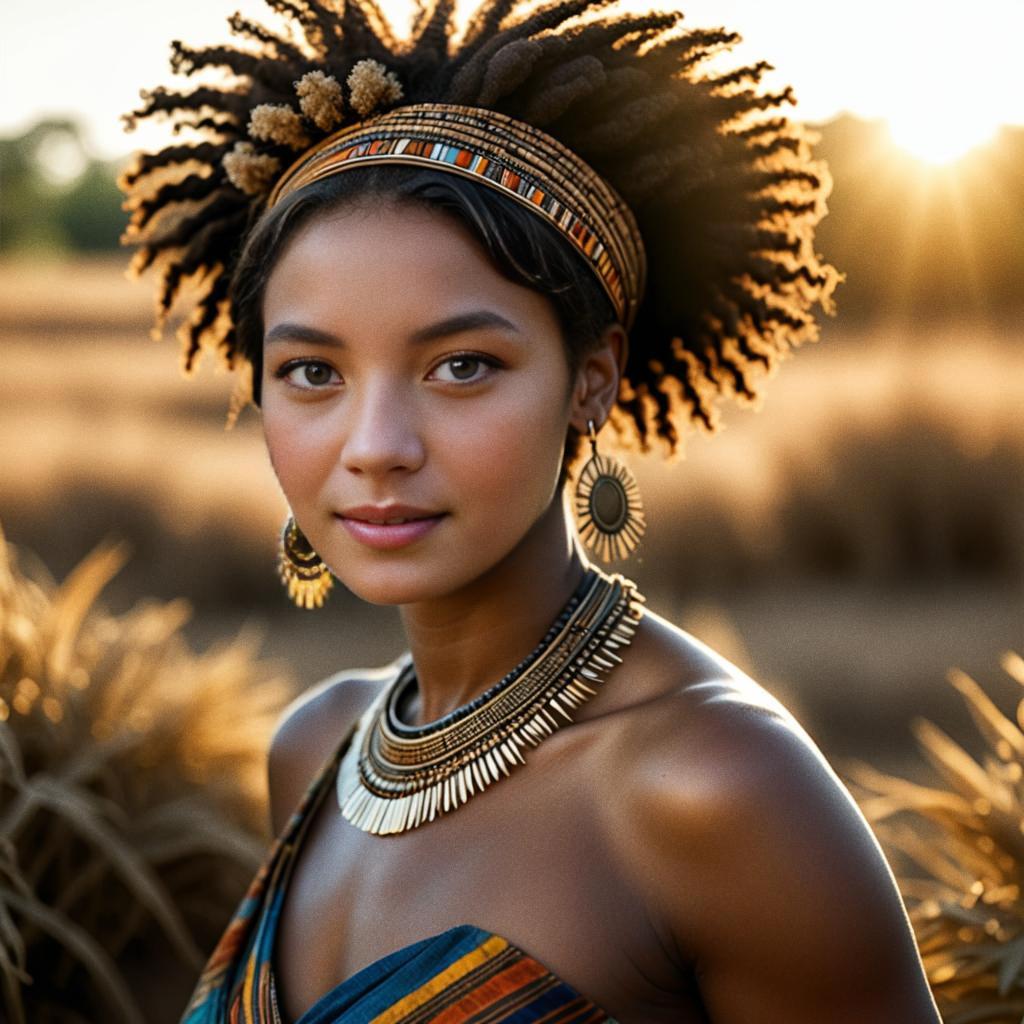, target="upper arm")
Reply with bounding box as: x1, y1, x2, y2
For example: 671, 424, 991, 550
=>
266, 658, 402, 837
631, 695, 941, 1023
